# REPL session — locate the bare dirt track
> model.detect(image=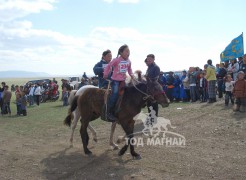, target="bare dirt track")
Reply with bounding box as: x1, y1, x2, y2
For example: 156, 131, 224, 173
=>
0, 99, 246, 180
